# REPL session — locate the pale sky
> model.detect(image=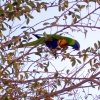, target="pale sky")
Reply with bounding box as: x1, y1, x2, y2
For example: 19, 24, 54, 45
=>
3, 0, 100, 99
